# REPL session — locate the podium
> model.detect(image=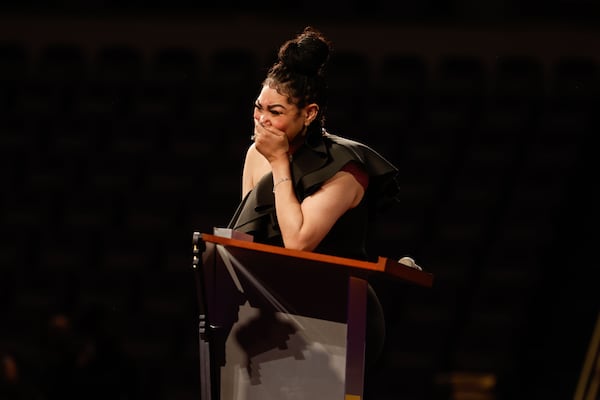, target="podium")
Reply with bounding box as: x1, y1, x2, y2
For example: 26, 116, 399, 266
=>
192, 230, 433, 400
